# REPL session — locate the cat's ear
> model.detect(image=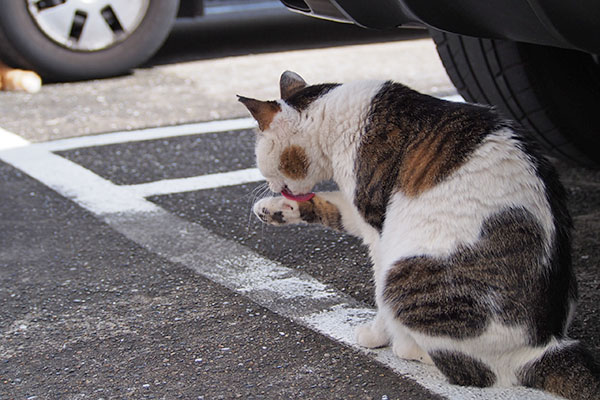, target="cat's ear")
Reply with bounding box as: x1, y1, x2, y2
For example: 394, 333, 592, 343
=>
280, 70, 307, 100
237, 96, 281, 131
